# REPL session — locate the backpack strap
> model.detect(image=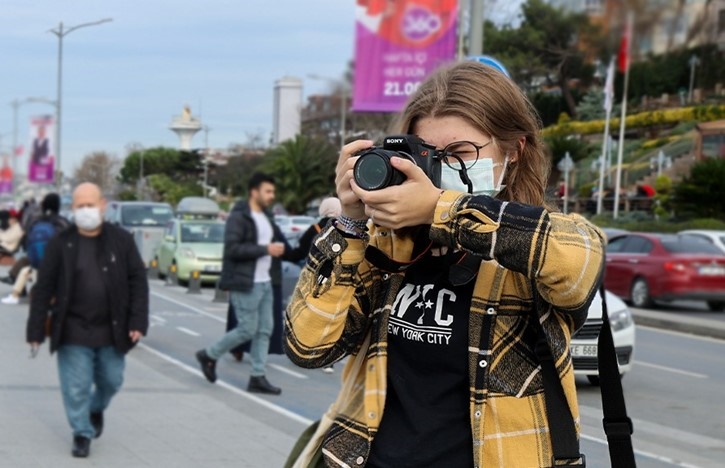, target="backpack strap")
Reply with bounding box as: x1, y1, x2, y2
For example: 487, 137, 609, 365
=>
596, 282, 636, 467
314, 223, 322, 234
